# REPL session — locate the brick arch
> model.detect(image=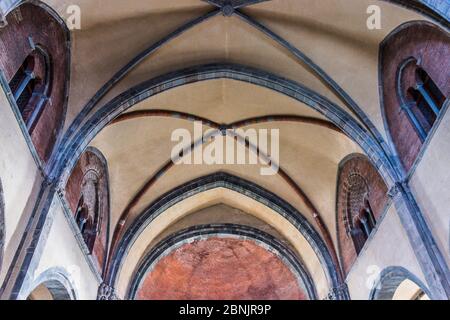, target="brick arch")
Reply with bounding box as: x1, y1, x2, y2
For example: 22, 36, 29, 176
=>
380, 20, 450, 173
64, 147, 110, 275
336, 154, 389, 276
107, 172, 348, 300
0, 1, 70, 164
128, 224, 317, 300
